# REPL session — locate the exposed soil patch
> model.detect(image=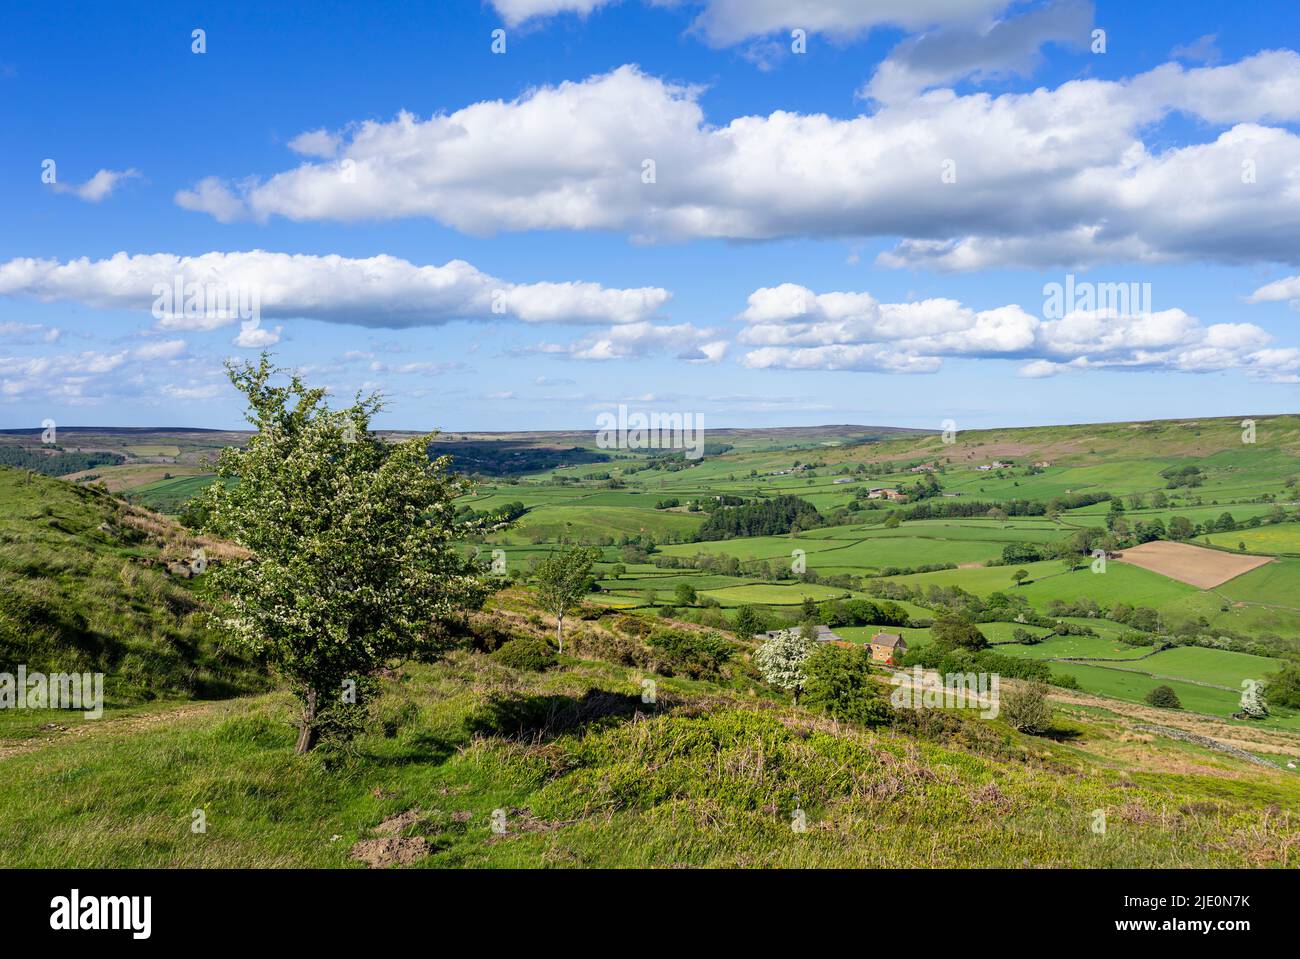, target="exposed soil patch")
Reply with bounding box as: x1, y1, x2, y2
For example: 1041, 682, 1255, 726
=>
349, 836, 431, 868
1113, 540, 1272, 589
350, 807, 436, 867
372, 808, 425, 835
485, 807, 575, 842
